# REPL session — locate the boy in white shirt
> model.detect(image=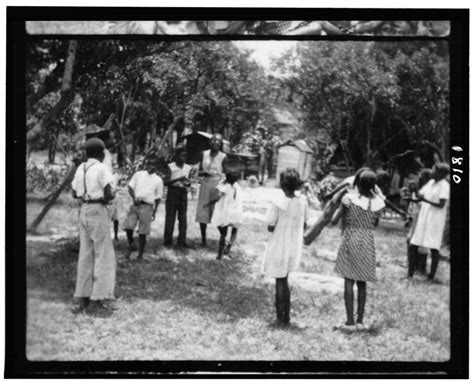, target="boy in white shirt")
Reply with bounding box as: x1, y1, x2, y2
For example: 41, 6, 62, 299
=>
70, 138, 116, 314
123, 157, 163, 261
